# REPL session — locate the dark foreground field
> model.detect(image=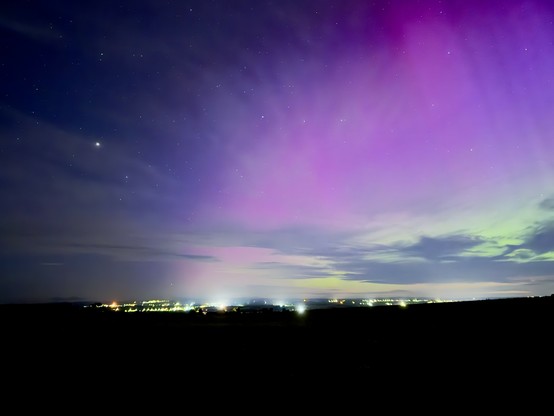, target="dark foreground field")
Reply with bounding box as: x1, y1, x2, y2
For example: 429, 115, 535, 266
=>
2, 296, 552, 378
